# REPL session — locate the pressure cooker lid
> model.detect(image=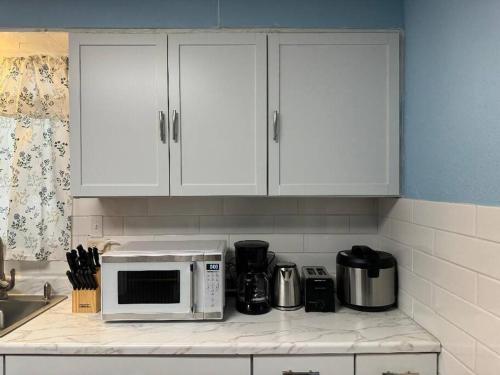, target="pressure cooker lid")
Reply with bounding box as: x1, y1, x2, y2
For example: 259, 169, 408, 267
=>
337, 245, 396, 269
